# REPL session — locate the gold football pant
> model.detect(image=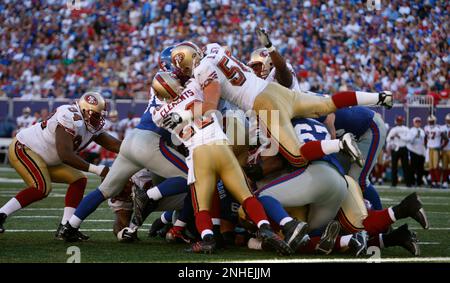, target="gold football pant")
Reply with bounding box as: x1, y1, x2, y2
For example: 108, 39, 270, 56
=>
443, 150, 450, 170
8, 138, 86, 196
190, 141, 253, 212
253, 83, 337, 166
428, 148, 440, 169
